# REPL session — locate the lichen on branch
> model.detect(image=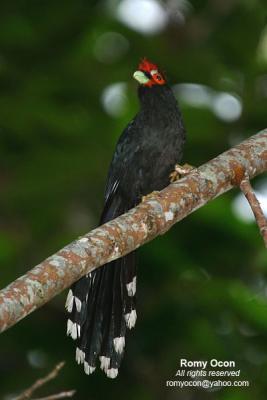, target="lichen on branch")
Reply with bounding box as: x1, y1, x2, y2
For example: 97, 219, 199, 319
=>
0, 129, 266, 333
